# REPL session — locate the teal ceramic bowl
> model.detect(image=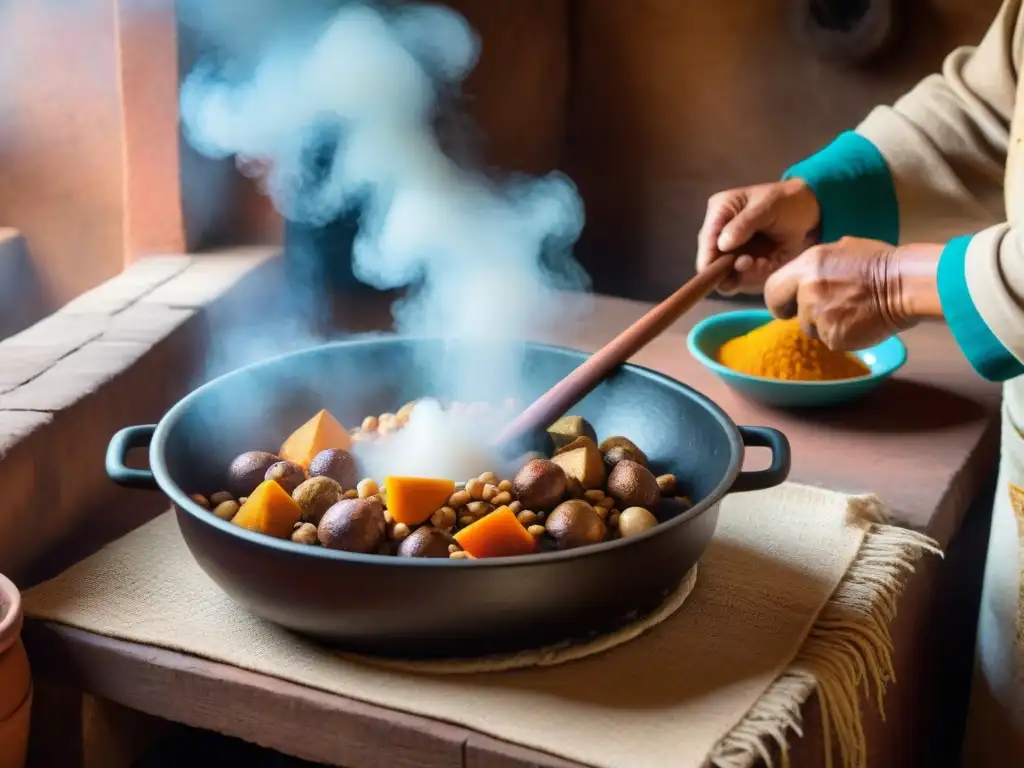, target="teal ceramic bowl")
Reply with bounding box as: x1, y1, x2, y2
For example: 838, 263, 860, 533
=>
687, 309, 907, 408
